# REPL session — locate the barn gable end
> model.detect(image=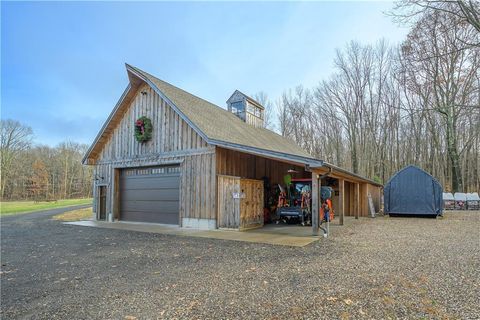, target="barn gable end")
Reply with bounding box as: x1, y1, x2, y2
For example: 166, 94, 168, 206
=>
90, 76, 216, 227
95, 83, 209, 163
